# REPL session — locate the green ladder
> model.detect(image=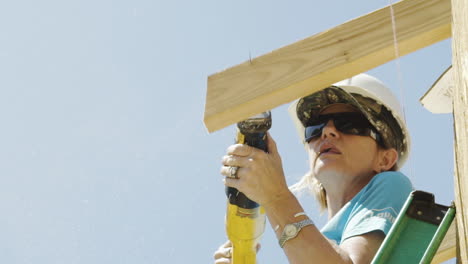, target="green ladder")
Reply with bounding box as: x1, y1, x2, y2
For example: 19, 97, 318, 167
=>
372, 190, 456, 264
